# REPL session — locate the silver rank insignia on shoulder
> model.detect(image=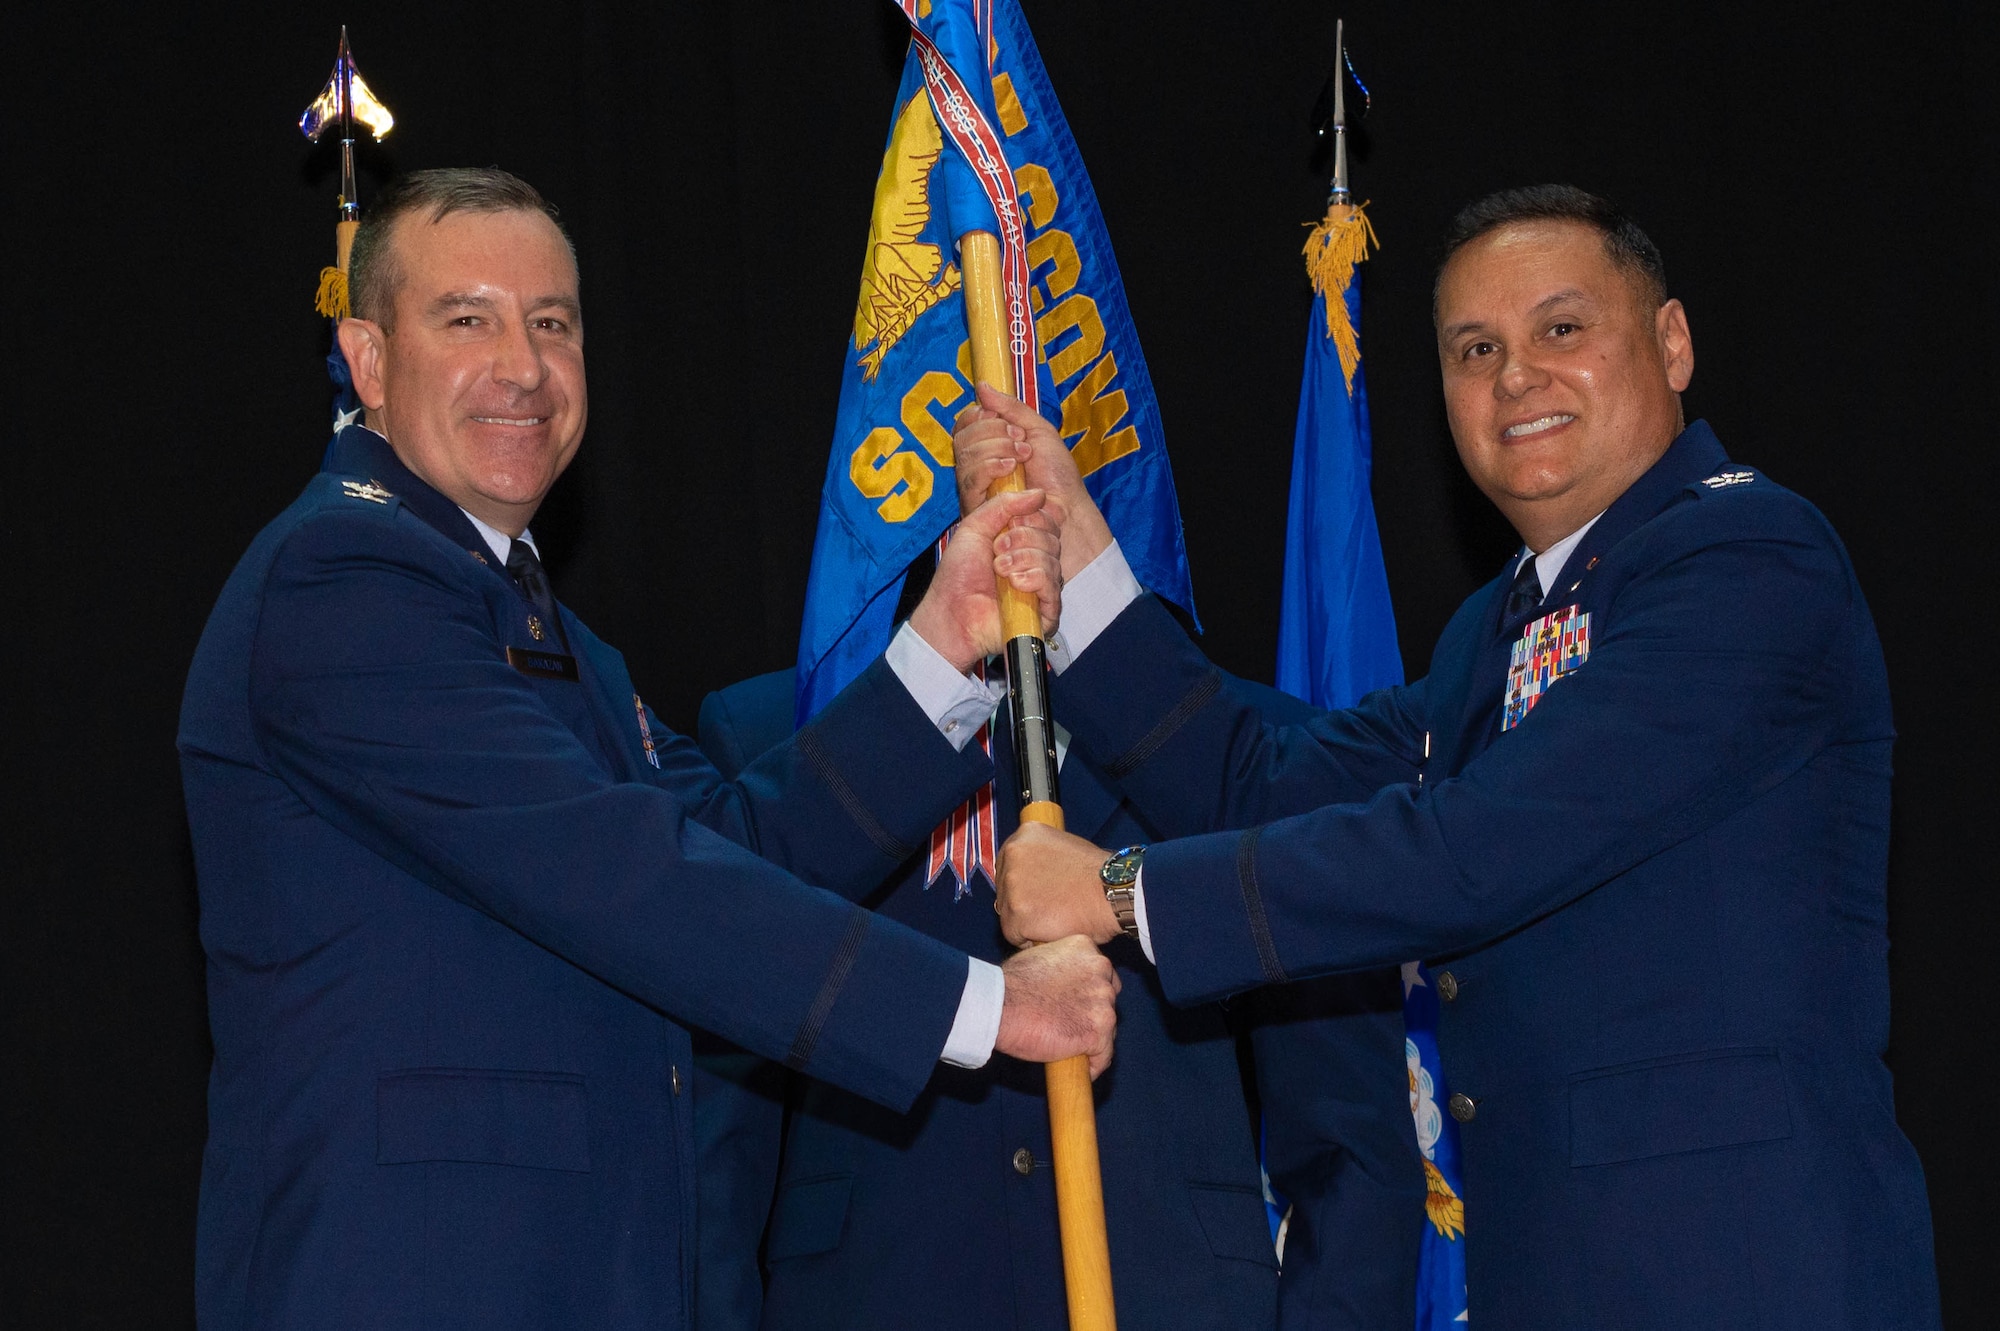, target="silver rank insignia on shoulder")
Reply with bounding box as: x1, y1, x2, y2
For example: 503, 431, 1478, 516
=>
341, 478, 394, 504
1701, 470, 1754, 489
